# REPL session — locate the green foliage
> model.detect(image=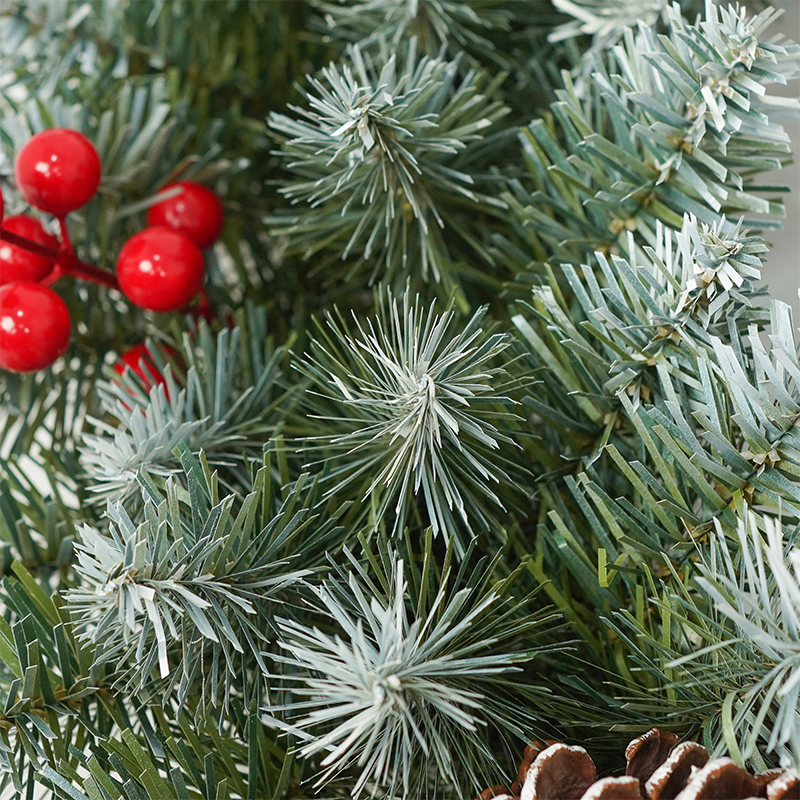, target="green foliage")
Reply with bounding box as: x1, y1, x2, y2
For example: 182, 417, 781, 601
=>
295, 289, 526, 547
0, 0, 314, 114
506, 217, 800, 753
310, 0, 514, 58
80, 310, 292, 505
512, 214, 768, 488
593, 297, 800, 762
549, 0, 666, 45
500, 0, 800, 275
0, 561, 306, 799
268, 40, 510, 295
589, 506, 800, 770
0, 451, 345, 800
692, 511, 800, 767
1, 0, 800, 797
65, 459, 333, 712
265, 533, 557, 799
